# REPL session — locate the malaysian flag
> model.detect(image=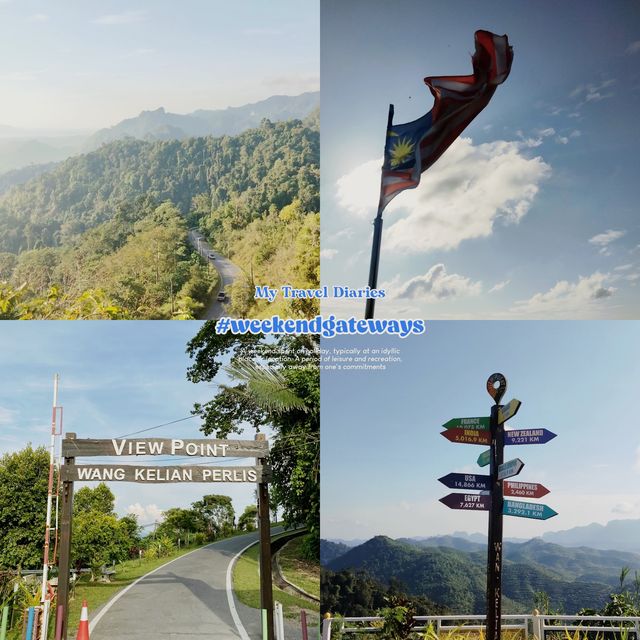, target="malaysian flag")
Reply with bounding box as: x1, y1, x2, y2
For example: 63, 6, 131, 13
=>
379, 30, 513, 213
